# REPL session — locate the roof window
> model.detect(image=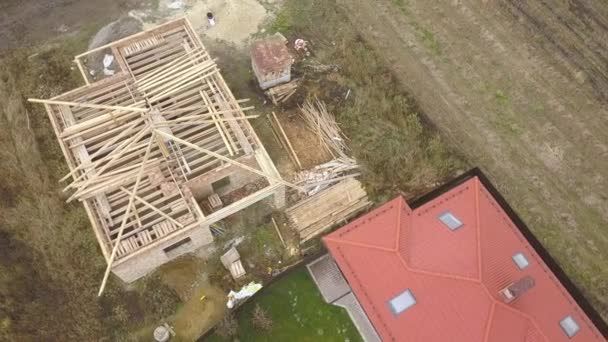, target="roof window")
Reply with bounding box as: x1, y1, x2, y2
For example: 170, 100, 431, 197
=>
438, 211, 463, 231
512, 252, 530, 270
388, 289, 417, 315
559, 315, 580, 338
